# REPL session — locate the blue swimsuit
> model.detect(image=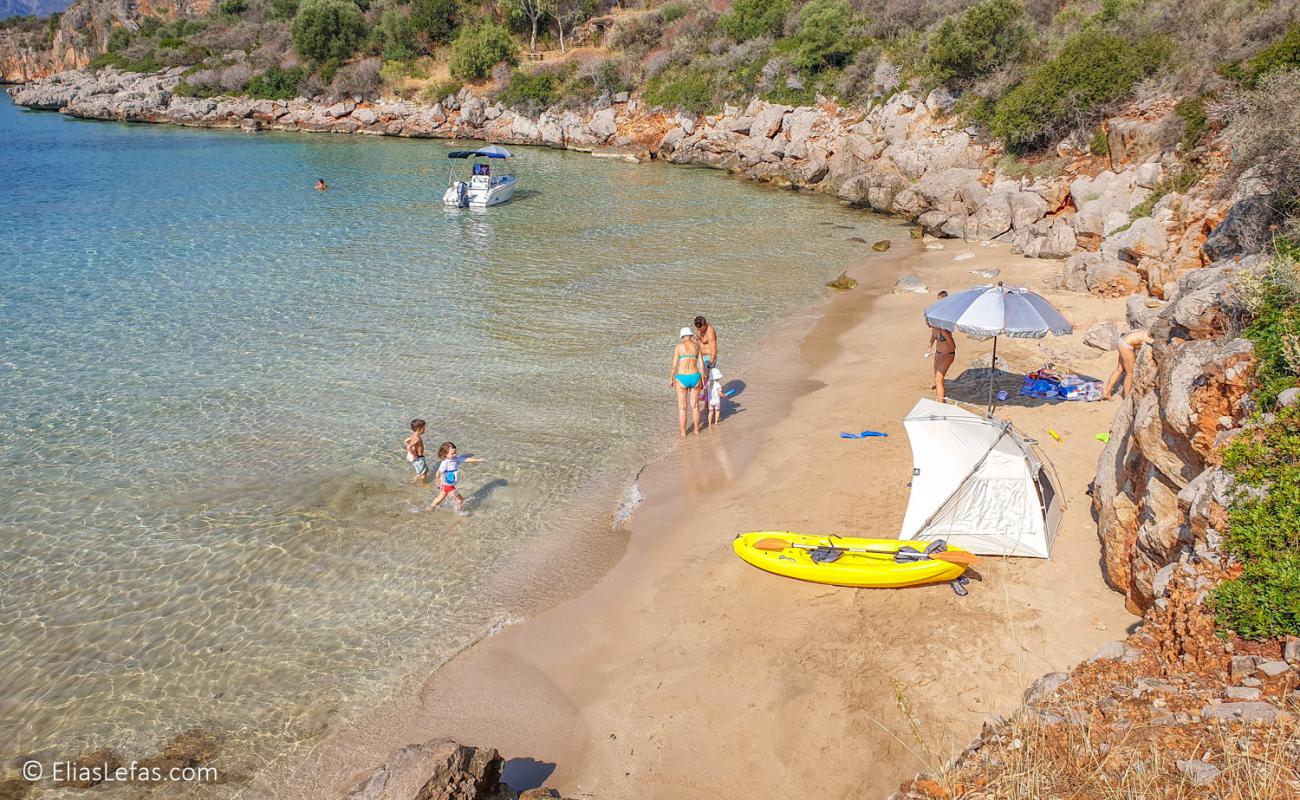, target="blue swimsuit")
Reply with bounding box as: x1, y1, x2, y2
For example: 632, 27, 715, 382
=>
675, 352, 702, 388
